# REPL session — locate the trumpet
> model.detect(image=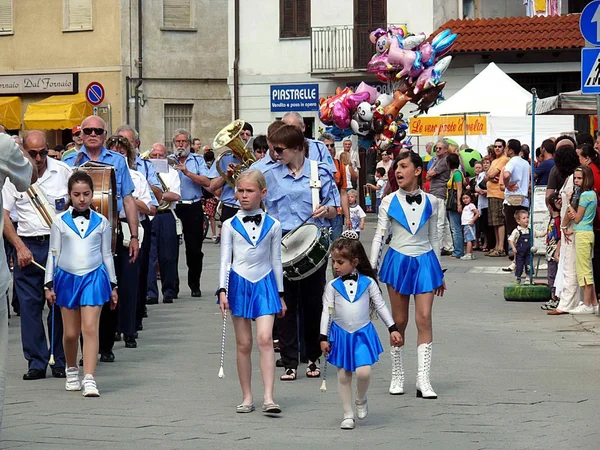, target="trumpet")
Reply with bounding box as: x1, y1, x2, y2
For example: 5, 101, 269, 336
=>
212, 120, 256, 188
27, 185, 55, 228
